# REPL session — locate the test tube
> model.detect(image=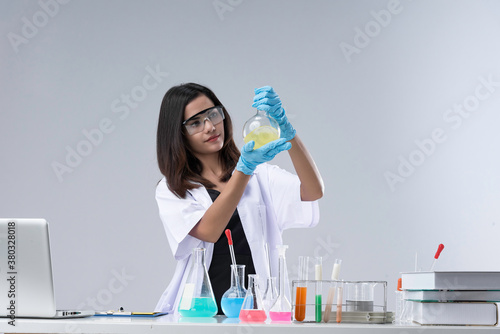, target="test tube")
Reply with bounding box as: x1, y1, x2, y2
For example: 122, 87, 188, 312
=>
323, 259, 341, 323
336, 286, 343, 323
294, 256, 309, 321
395, 278, 403, 325
314, 257, 323, 323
